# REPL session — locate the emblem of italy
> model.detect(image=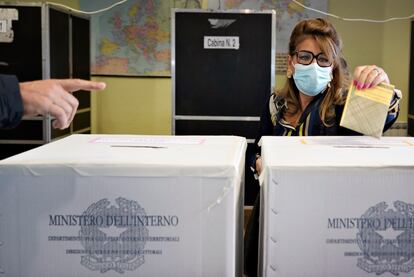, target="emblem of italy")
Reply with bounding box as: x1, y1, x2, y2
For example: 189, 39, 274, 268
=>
79, 198, 149, 273
357, 201, 414, 276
